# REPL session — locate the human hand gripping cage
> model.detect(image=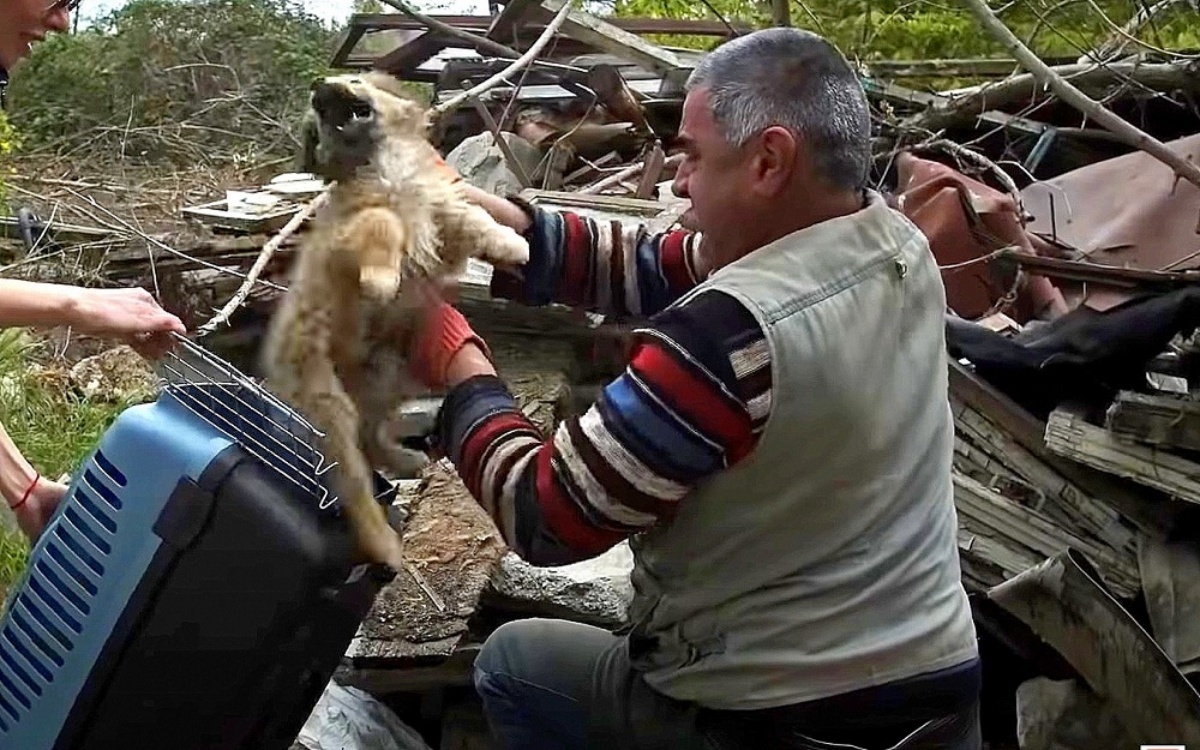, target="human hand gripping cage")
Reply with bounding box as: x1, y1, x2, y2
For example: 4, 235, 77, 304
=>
262, 71, 530, 574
